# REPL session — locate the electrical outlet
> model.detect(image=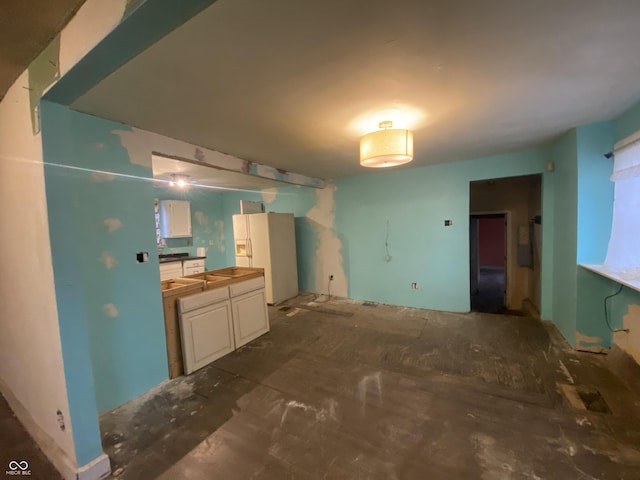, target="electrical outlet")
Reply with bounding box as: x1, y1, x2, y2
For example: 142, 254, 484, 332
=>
411, 282, 419, 289
329, 274, 334, 281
